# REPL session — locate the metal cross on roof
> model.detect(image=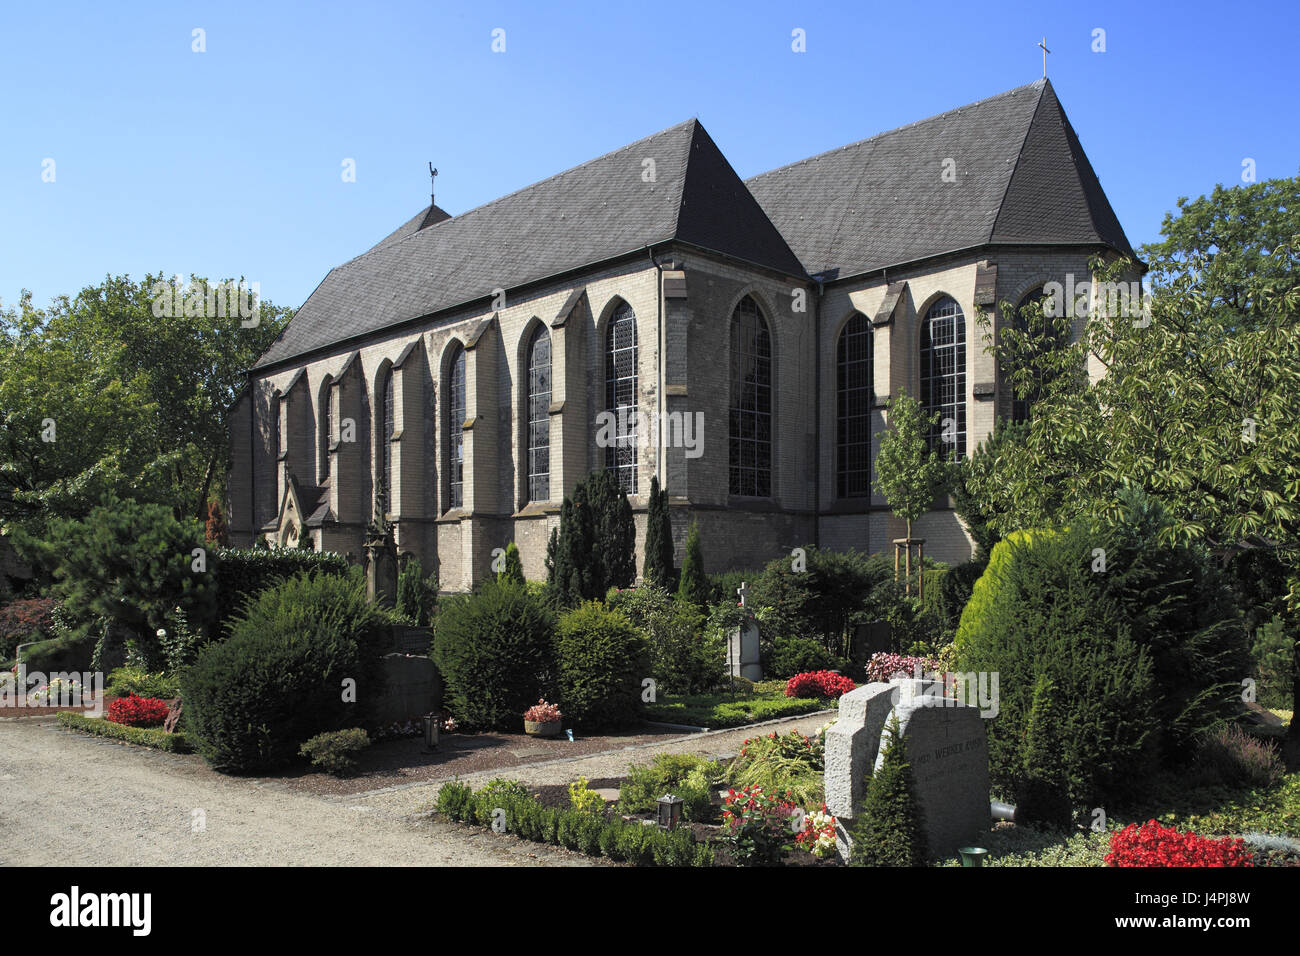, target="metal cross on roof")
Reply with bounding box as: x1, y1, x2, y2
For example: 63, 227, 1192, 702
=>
1038, 37, 1050, 79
